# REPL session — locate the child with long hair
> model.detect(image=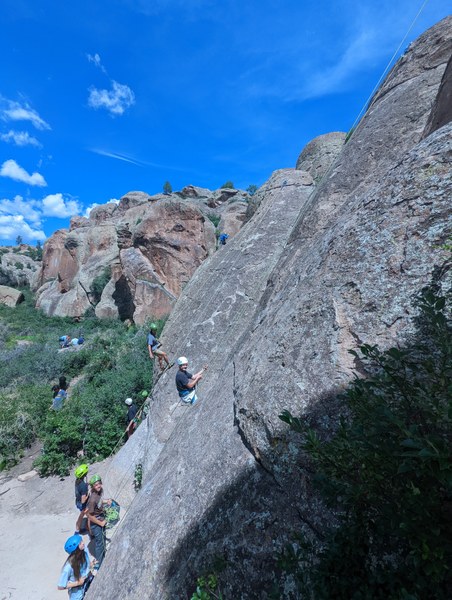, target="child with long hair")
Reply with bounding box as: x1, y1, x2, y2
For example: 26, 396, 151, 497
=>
57, 534, 95, 599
